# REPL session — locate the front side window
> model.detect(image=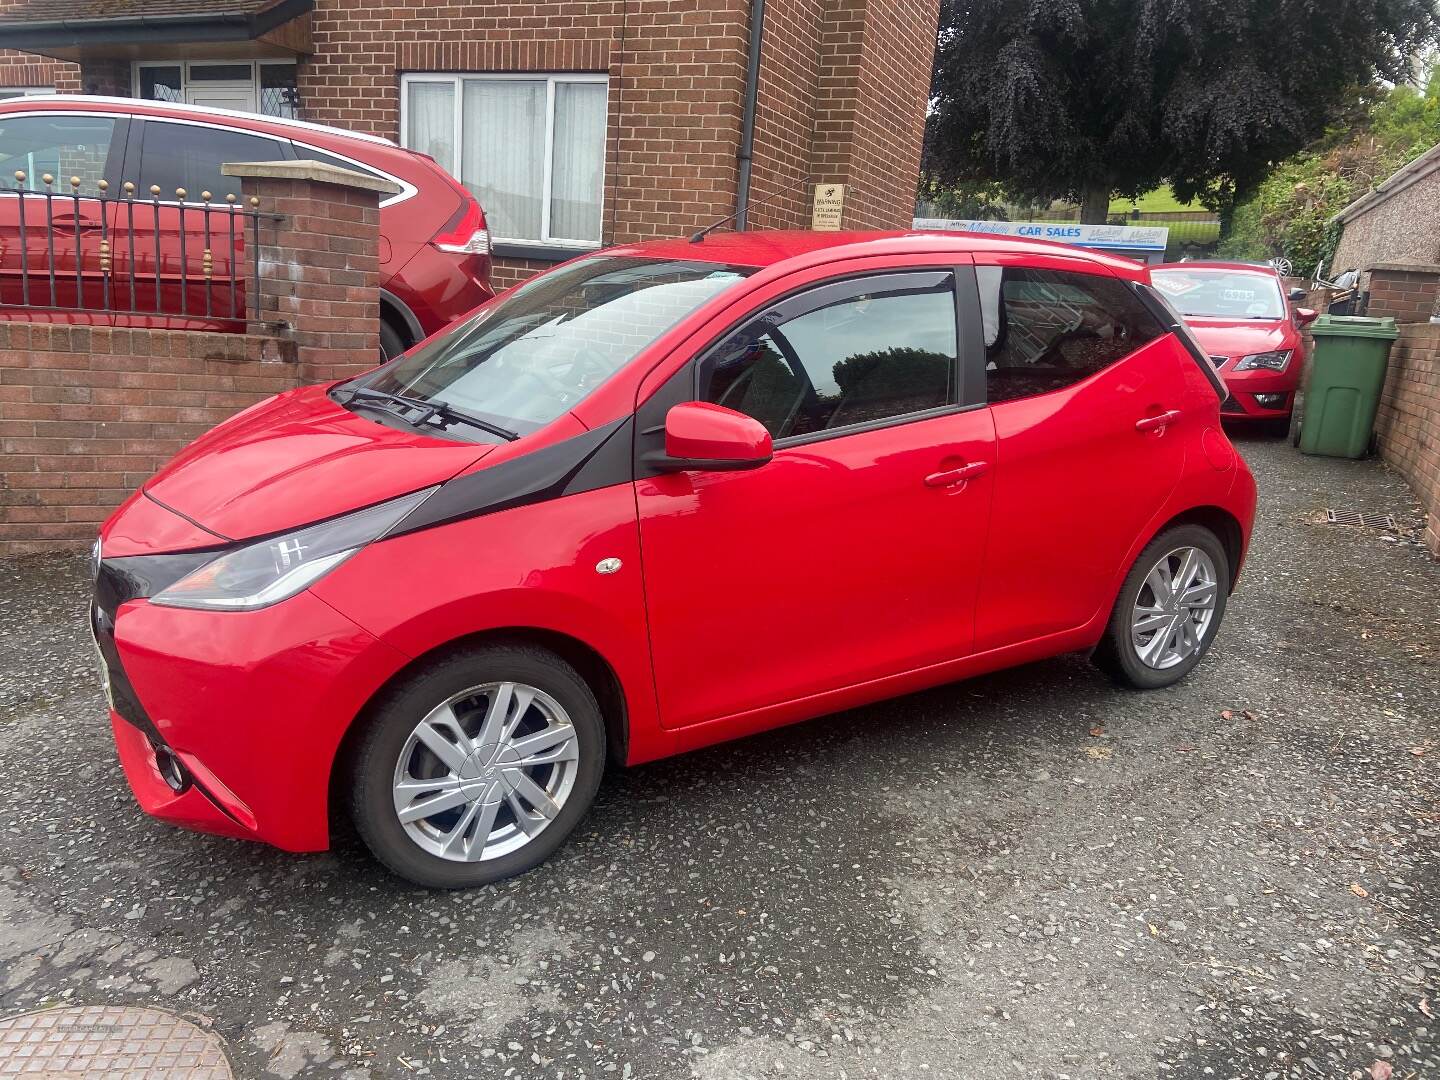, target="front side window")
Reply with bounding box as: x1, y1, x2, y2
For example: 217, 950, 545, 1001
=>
355, 256, 753, 438
402, 75, 608, 246
977, 266, 1163, 404
1150, 267, 1285, 320
137, 121, 287, 200
0, 113, 116, 191
700, 272, 959, 441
